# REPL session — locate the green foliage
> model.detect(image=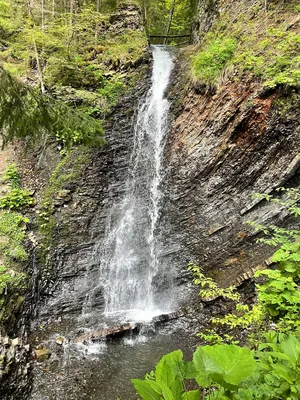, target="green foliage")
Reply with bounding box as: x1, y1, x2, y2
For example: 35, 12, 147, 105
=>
0, 67, 104, 148
0, 207, 27, 331
188, 263, 240, 302
0, 210, 29, 263
188, 262, 264, 344
0, 163, 33, 210
261, 29, 300, 89
255, 269, 300, 323
247, 189, 300, 332
0, 265, 25, 295
190, 188, 300, 346
0, 188, 33, 209
252, 332, 300, 400
191, 1, 300, 89
212, 303, 264, 331
191, 36, 236, 88
1, 164, 21, 188
52, 101, 105, 147
131, 333, 300, 400
194, 344, 256, 390
0, 0, 147, 131
131, 349, 198, 400
131, 344, 256, 399
190, 266, 264, 345
0, 163, 30, 269
0, 67, 51, 146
